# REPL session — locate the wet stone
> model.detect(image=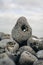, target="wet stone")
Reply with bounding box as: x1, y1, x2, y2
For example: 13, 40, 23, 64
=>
12, 16, 32, 46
